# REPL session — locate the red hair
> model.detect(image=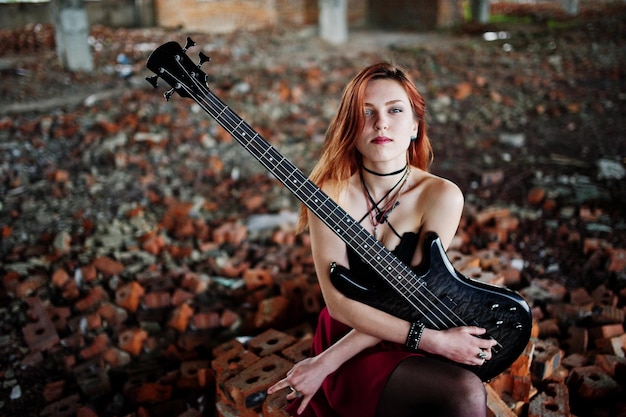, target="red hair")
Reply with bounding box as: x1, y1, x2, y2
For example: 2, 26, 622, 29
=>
299, 62, 433, 231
